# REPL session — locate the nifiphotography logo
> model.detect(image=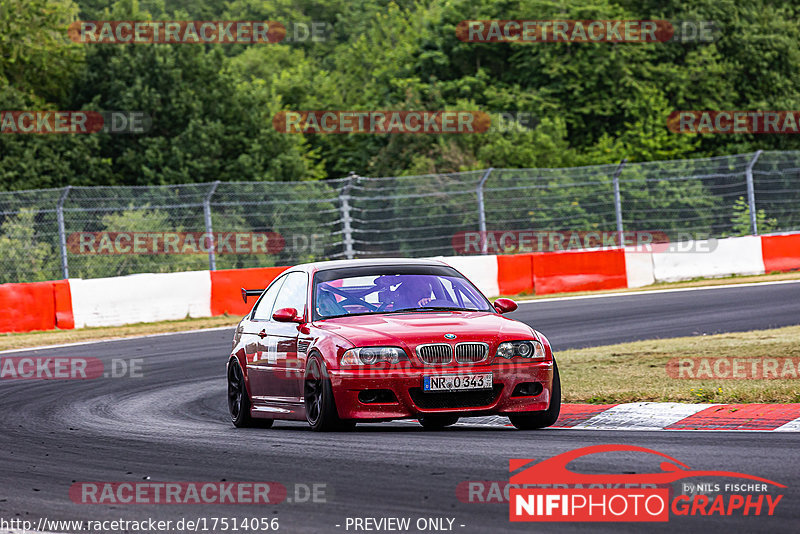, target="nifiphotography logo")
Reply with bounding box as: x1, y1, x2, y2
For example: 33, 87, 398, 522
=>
509, 445, 784, 522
